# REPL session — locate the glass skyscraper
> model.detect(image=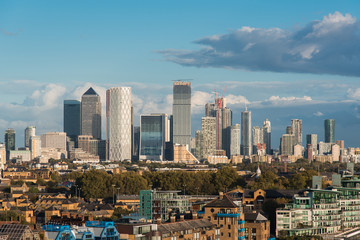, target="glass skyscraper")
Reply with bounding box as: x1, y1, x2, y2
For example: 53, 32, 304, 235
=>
63, 100, 81, 141
24, 126, 36, 148
325, 119, 335, 143
106, 87, 132, 161
81, 87, 101, 139
140, 114, 166, 161
5, 128, 15, 160
241, 109, 251, 156
172, 81, 191, 147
